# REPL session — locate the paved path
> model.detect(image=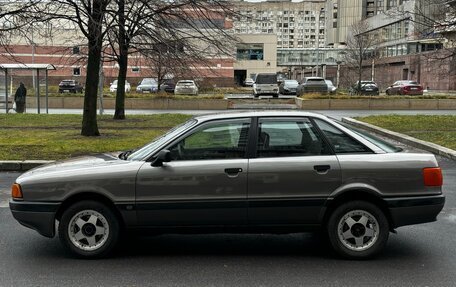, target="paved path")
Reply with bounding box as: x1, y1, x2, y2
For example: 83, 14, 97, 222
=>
1, 108, 455, 120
